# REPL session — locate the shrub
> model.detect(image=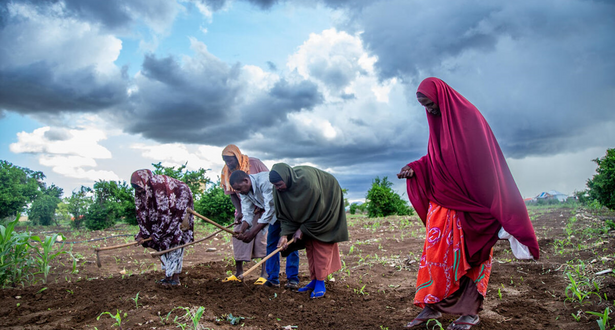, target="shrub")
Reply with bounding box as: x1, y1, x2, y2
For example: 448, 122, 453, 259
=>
28, 184, 63, 226
194, 180, 234, 225
365, 176, 414, 218
585, 148, 615, 211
